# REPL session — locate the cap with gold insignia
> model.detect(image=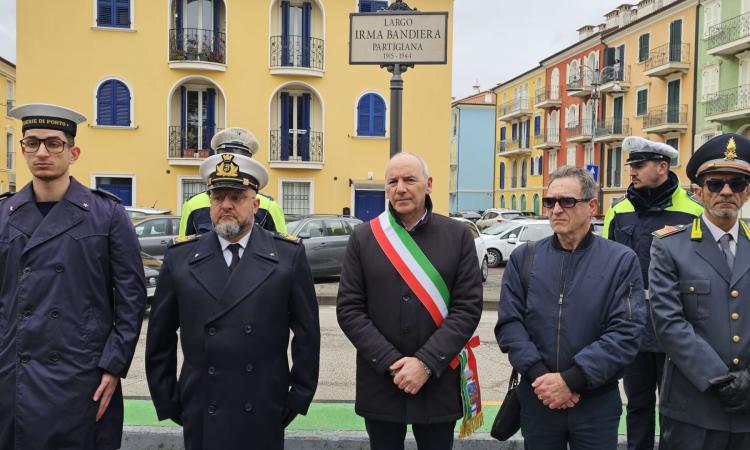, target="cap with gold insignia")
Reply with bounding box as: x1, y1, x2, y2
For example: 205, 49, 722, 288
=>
199, 153, 268, 192
210, 127, 259, 157
686, 133, 750, 184
9, 103, 87, 137
623, 136, 679, 165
